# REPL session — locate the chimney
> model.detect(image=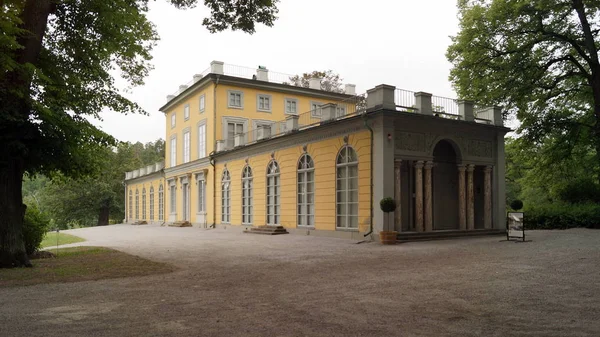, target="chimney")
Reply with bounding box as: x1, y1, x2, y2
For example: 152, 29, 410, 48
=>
309, 78, 321, 90
210, 60, 224, 75
344, 84, 356, 95
193, 74, 203, 82
256, 66, 268, 81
